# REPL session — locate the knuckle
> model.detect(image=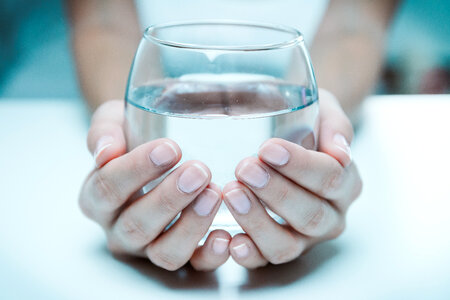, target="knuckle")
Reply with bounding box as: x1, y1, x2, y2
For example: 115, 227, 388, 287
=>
159, 192, 182, 216
117, 216, 151, 245
146, 246, 185, 271
295, 202, 326, 236
272, 184, 290, 207
320, 167, 344, 196
92, 171, 123, 210
126, 155, 149, 181
245, 216, 267, 235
